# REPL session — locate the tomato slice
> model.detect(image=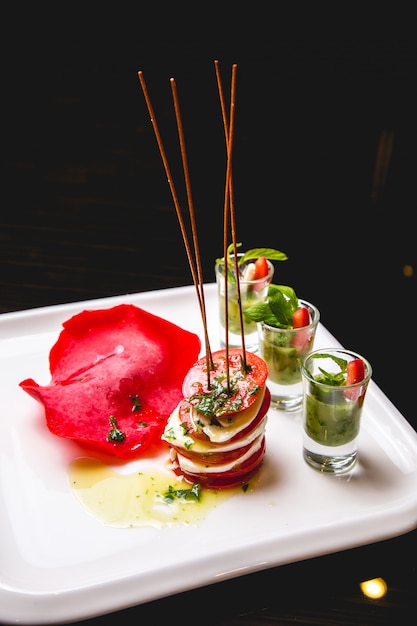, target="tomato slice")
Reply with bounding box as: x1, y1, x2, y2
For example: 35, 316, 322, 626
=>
228, 386, 270, 442
173, 432, 259, 466
171, 388, 270, 465
176, 436, 266, 489
182, 348, 268, 417
179, 384, 270, 442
